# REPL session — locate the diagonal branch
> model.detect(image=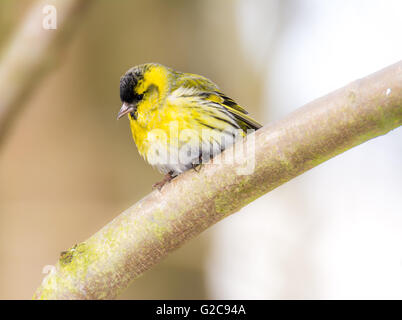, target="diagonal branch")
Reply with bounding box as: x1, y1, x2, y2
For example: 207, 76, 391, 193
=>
33, 61, 402, 299
0, 0, 92, 150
